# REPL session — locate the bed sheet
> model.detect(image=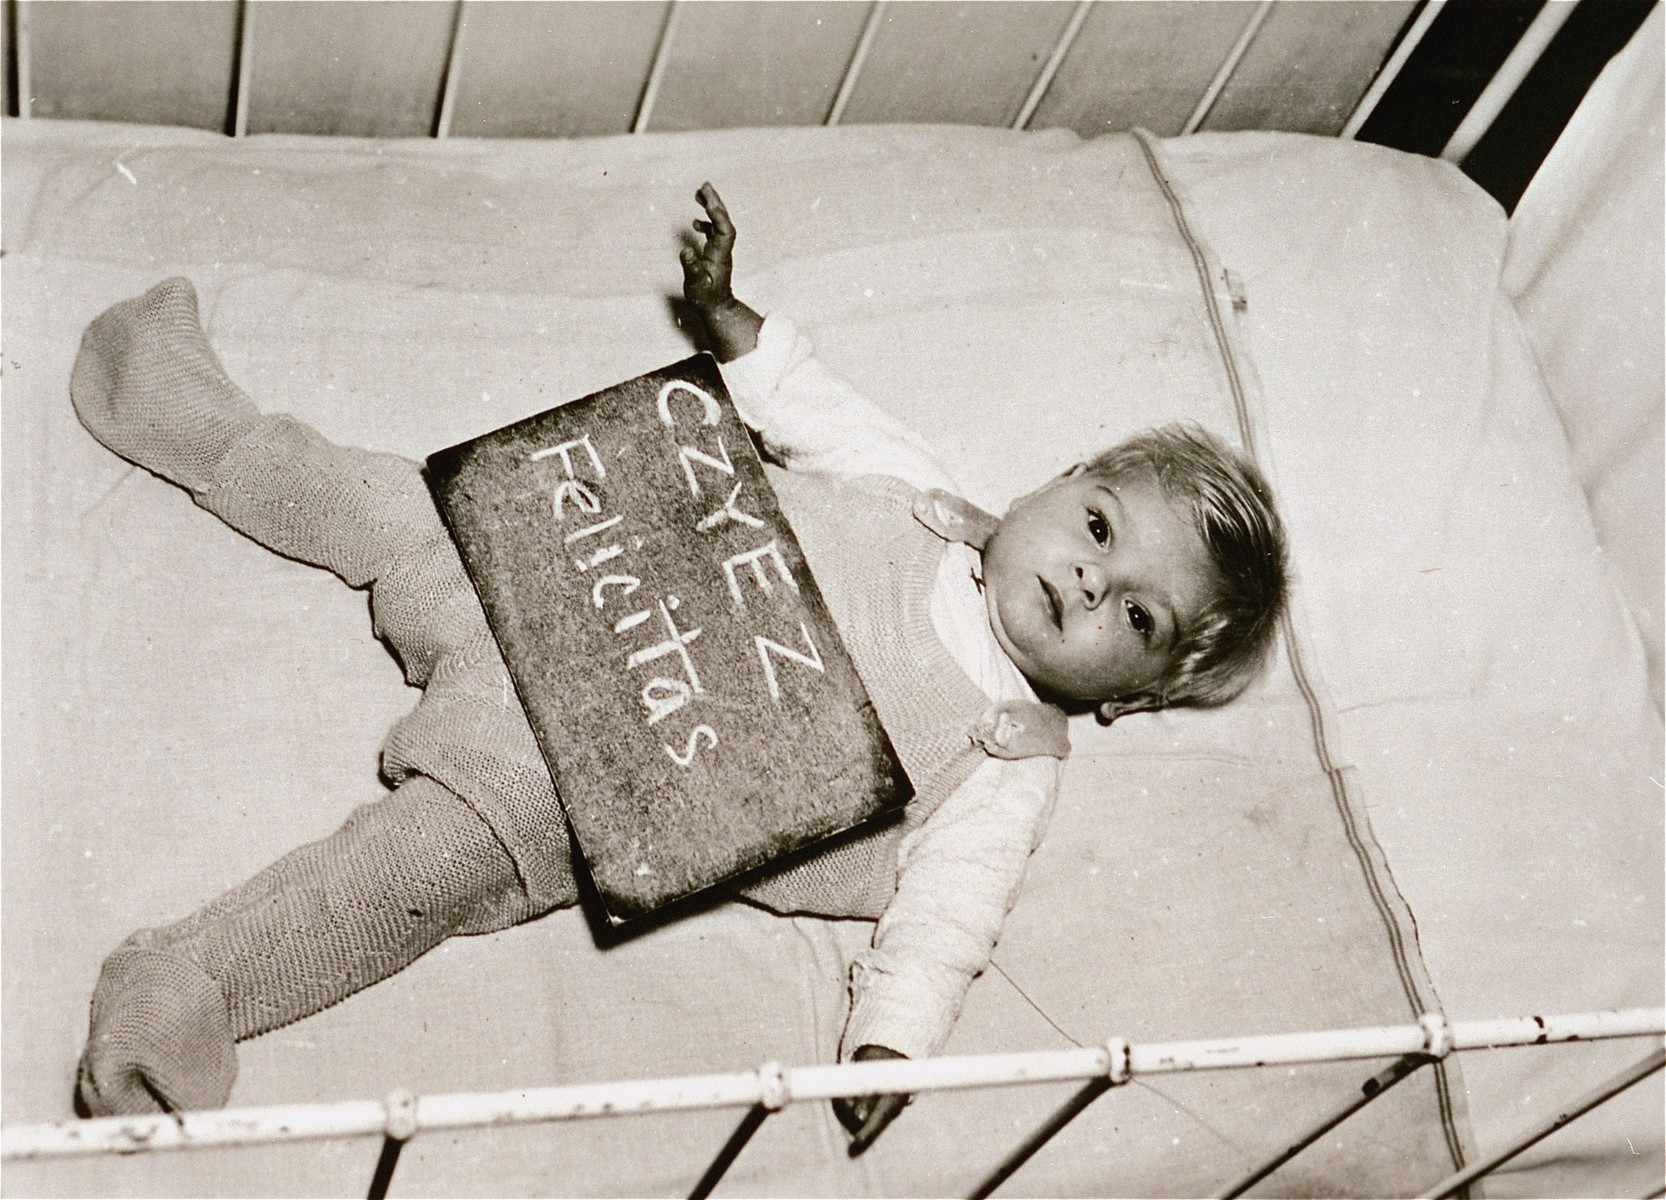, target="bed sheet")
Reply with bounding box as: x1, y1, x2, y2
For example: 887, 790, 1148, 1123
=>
2, 118, 1659, 1198
1161, 130, 1664, 1197
1504, 2, 1664, 711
